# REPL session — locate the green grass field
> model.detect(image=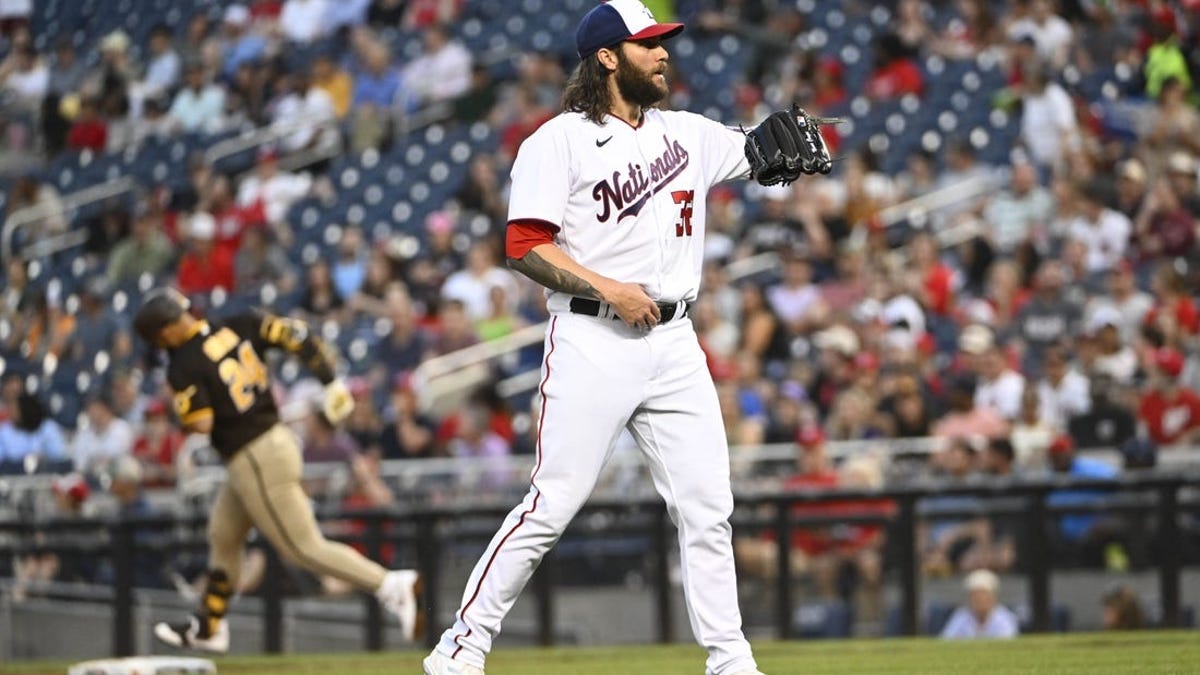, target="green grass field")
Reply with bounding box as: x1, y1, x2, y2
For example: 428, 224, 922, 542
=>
4, 632, 1198, 674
